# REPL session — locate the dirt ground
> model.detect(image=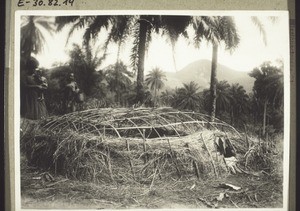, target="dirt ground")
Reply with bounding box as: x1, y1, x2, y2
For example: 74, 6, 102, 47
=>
21, 156, 283, 209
